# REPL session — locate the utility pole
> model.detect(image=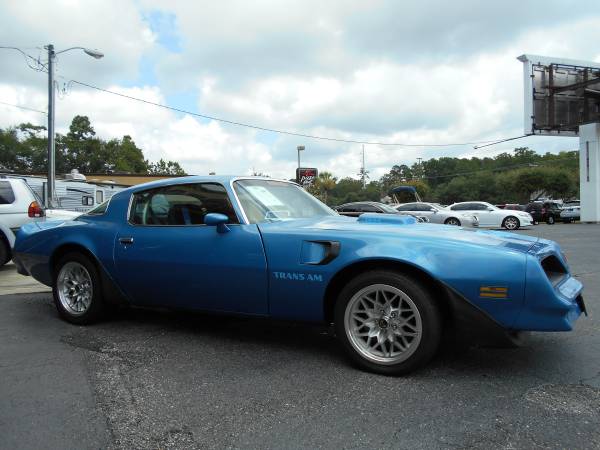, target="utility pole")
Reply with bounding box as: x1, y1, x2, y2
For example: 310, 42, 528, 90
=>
45, 44, 56, 207
416, 157, 422, 180
361, 145, 366, 189
357, 145, 369, 189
